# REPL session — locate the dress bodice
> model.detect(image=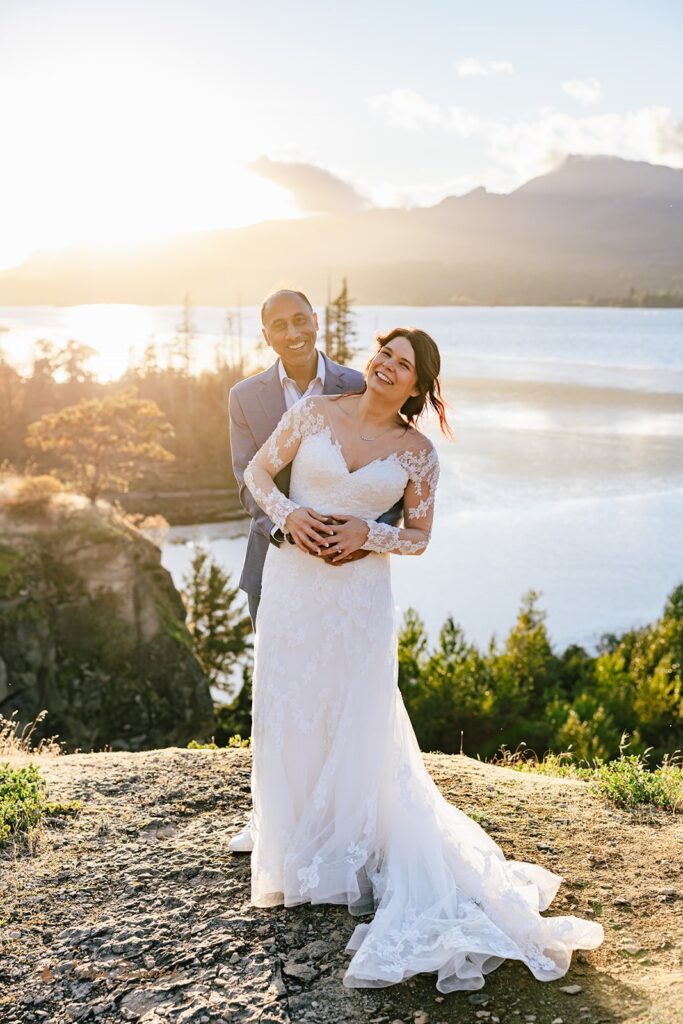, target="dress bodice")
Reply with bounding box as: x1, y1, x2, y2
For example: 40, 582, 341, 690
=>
289, 430, 409, 520
243, 395, 440, 556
